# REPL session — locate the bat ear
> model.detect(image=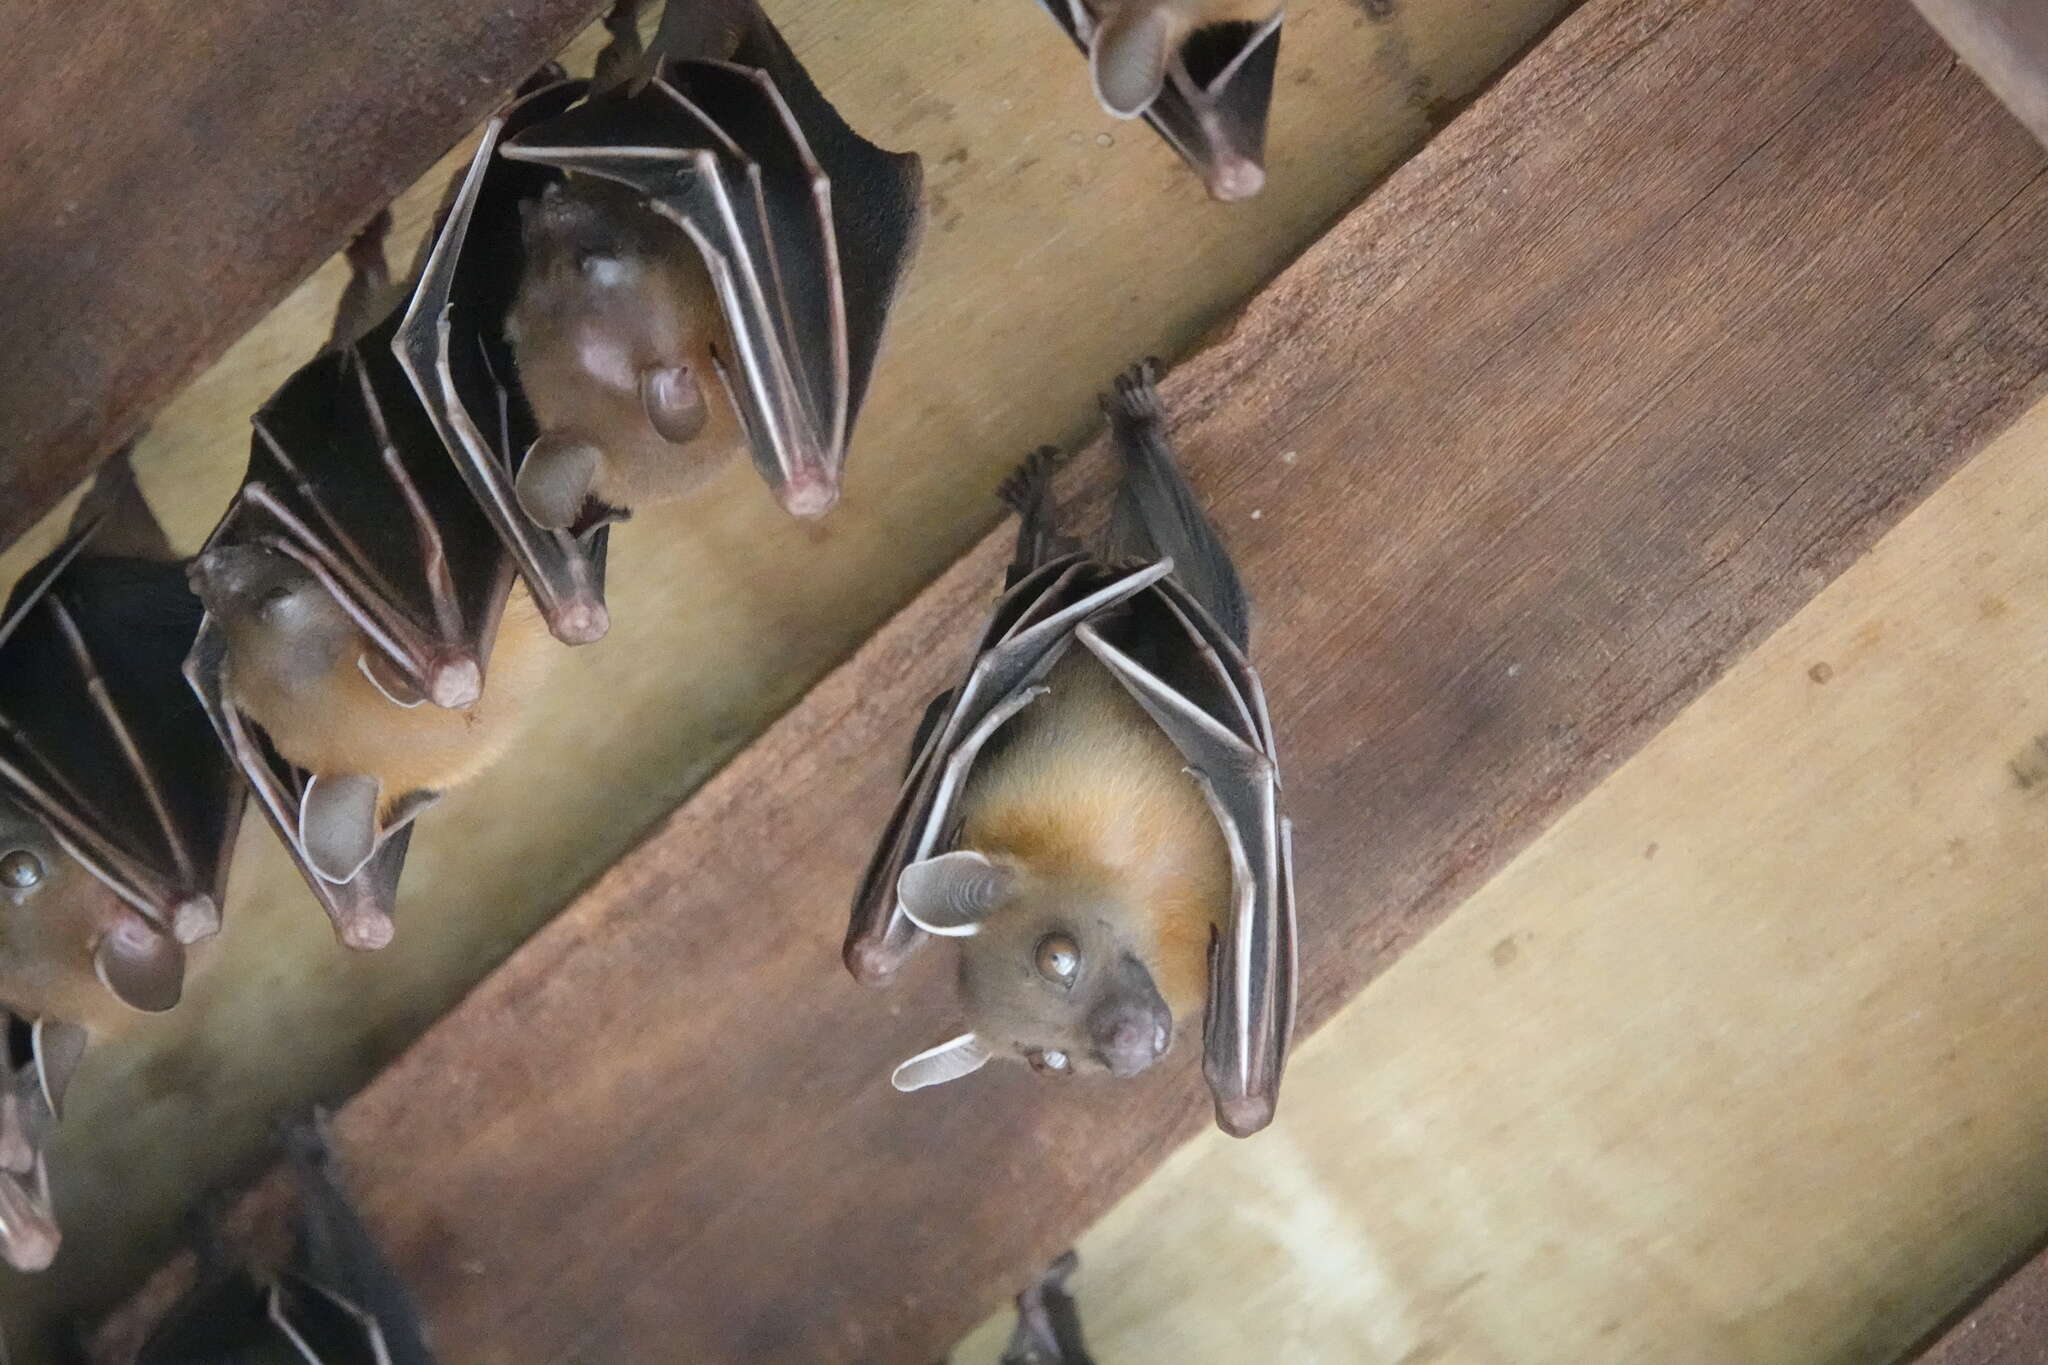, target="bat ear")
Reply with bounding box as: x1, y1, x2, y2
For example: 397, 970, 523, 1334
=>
30, 1020, 87, 1120
896, 850, 1013, 936
299, 774, 384, 886
515, 434, 603, 531
891, 1033, 993, 1092
641, 365, 709, 445
1090, 3, 1174, 118
93, 915, 184, 1014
